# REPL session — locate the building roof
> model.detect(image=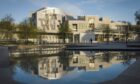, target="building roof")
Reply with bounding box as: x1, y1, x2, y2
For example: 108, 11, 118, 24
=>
34, 7, 65, 15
